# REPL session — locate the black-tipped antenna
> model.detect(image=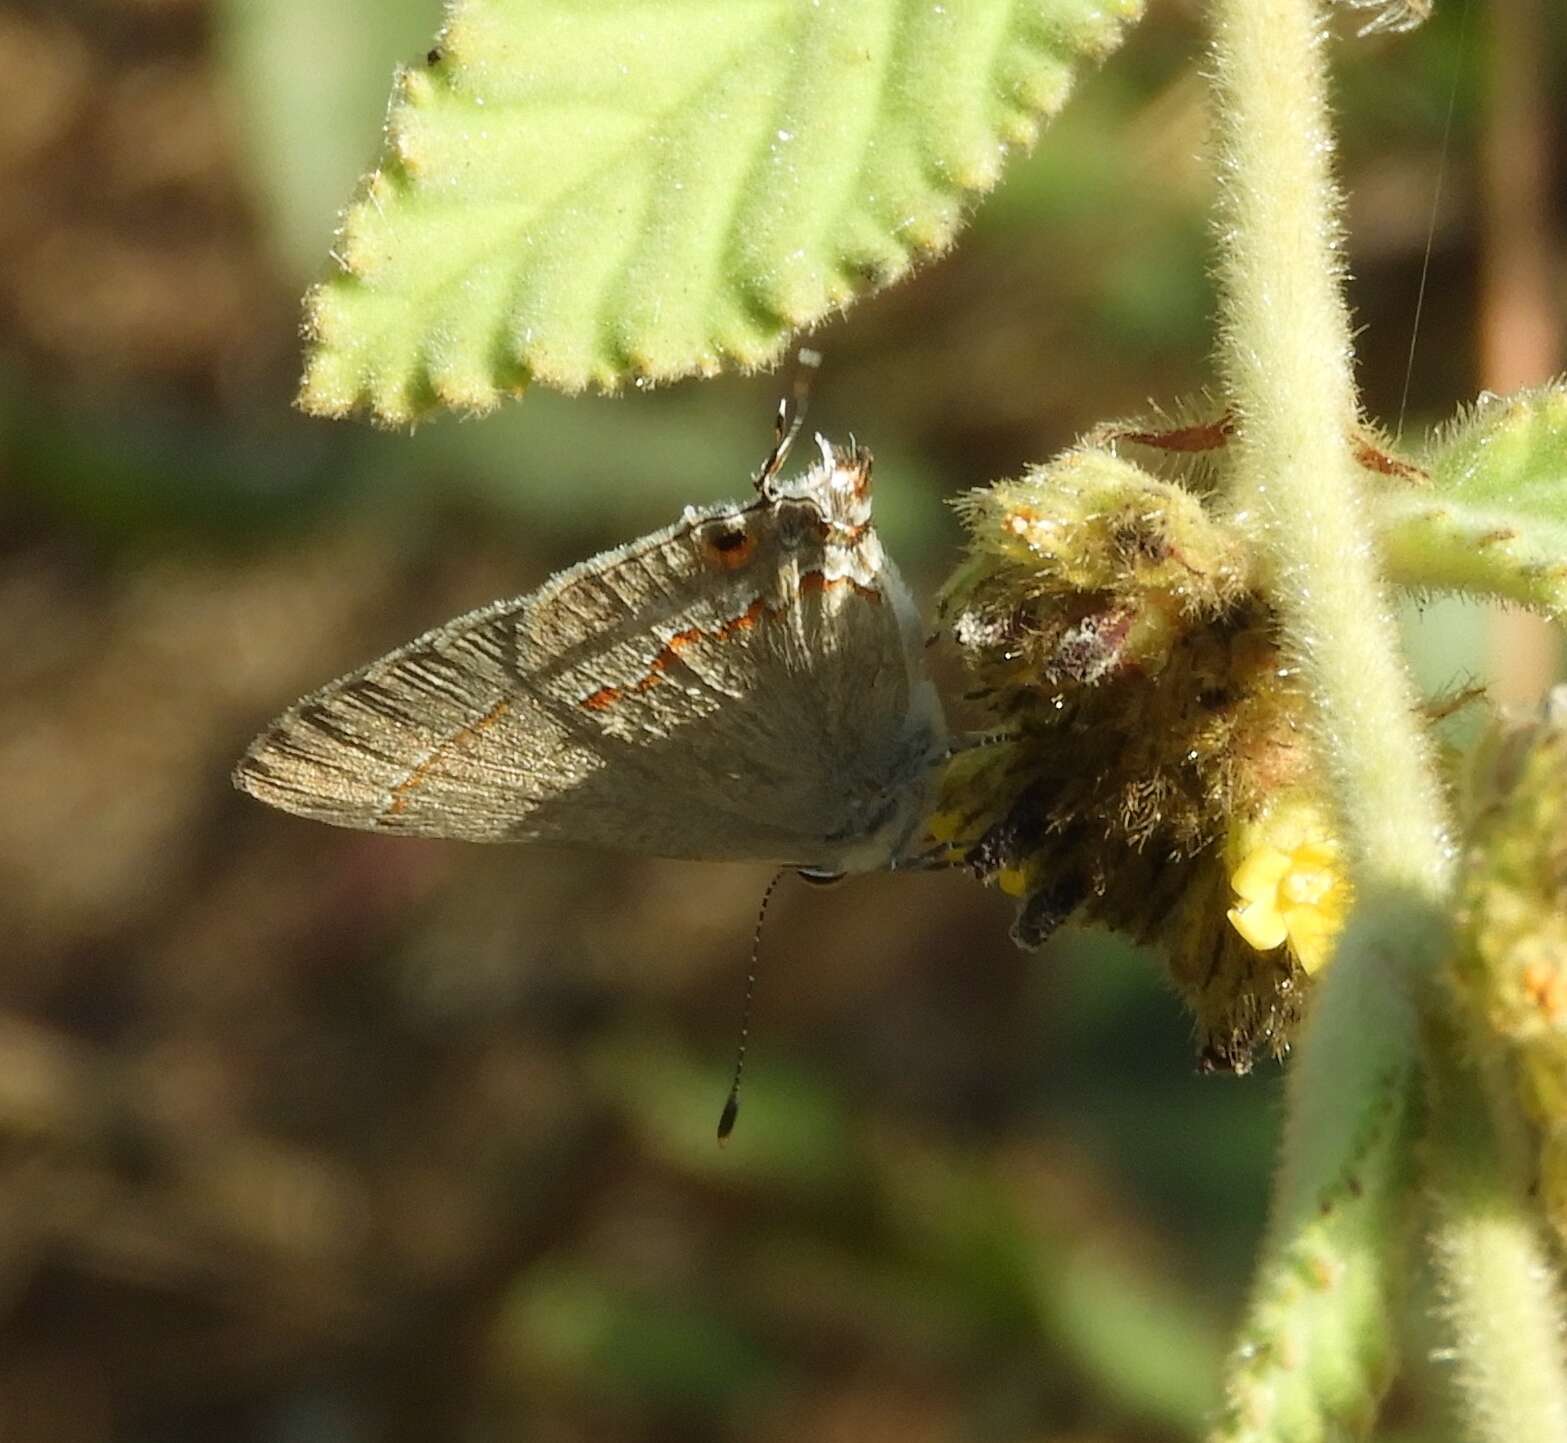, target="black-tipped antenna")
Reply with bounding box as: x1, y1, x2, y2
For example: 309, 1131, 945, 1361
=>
717, 868, 787, 1143
755, 348, 823, 491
